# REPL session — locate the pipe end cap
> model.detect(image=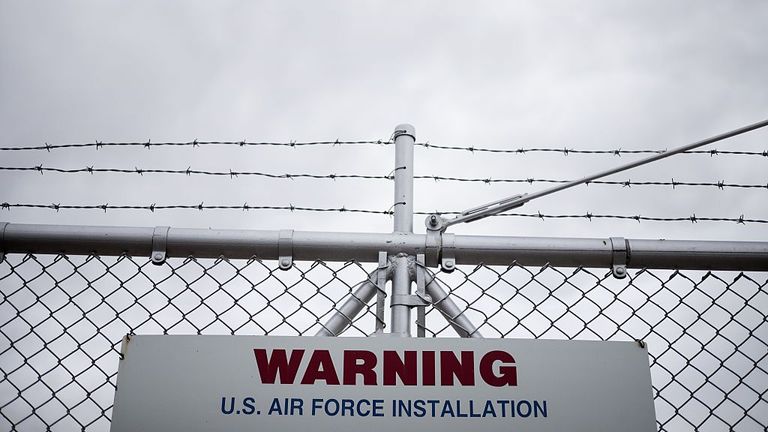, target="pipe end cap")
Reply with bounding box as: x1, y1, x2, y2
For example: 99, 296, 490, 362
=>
394, 124, 415, 139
